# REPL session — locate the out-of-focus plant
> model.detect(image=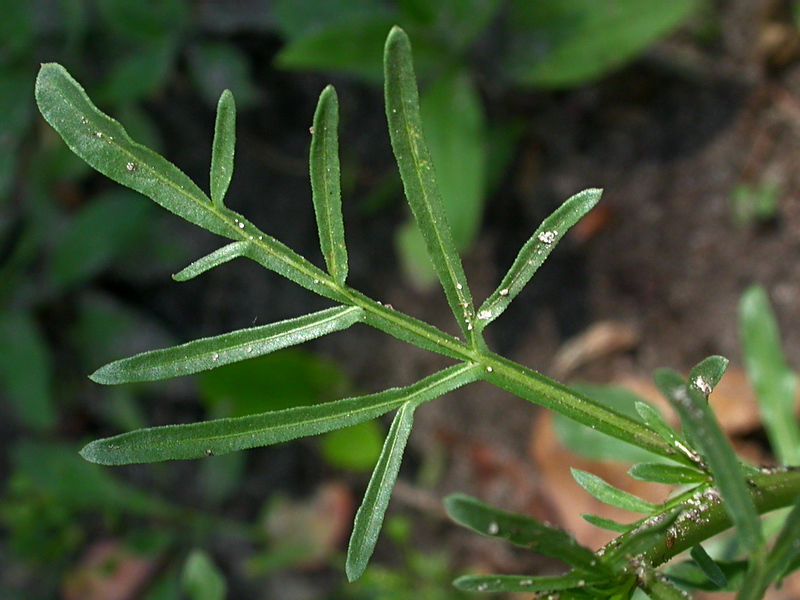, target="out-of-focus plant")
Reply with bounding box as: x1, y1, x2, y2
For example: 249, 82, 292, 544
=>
730, 181, 780, 227
273, 0, 700, 286
35, 24, 800, 599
